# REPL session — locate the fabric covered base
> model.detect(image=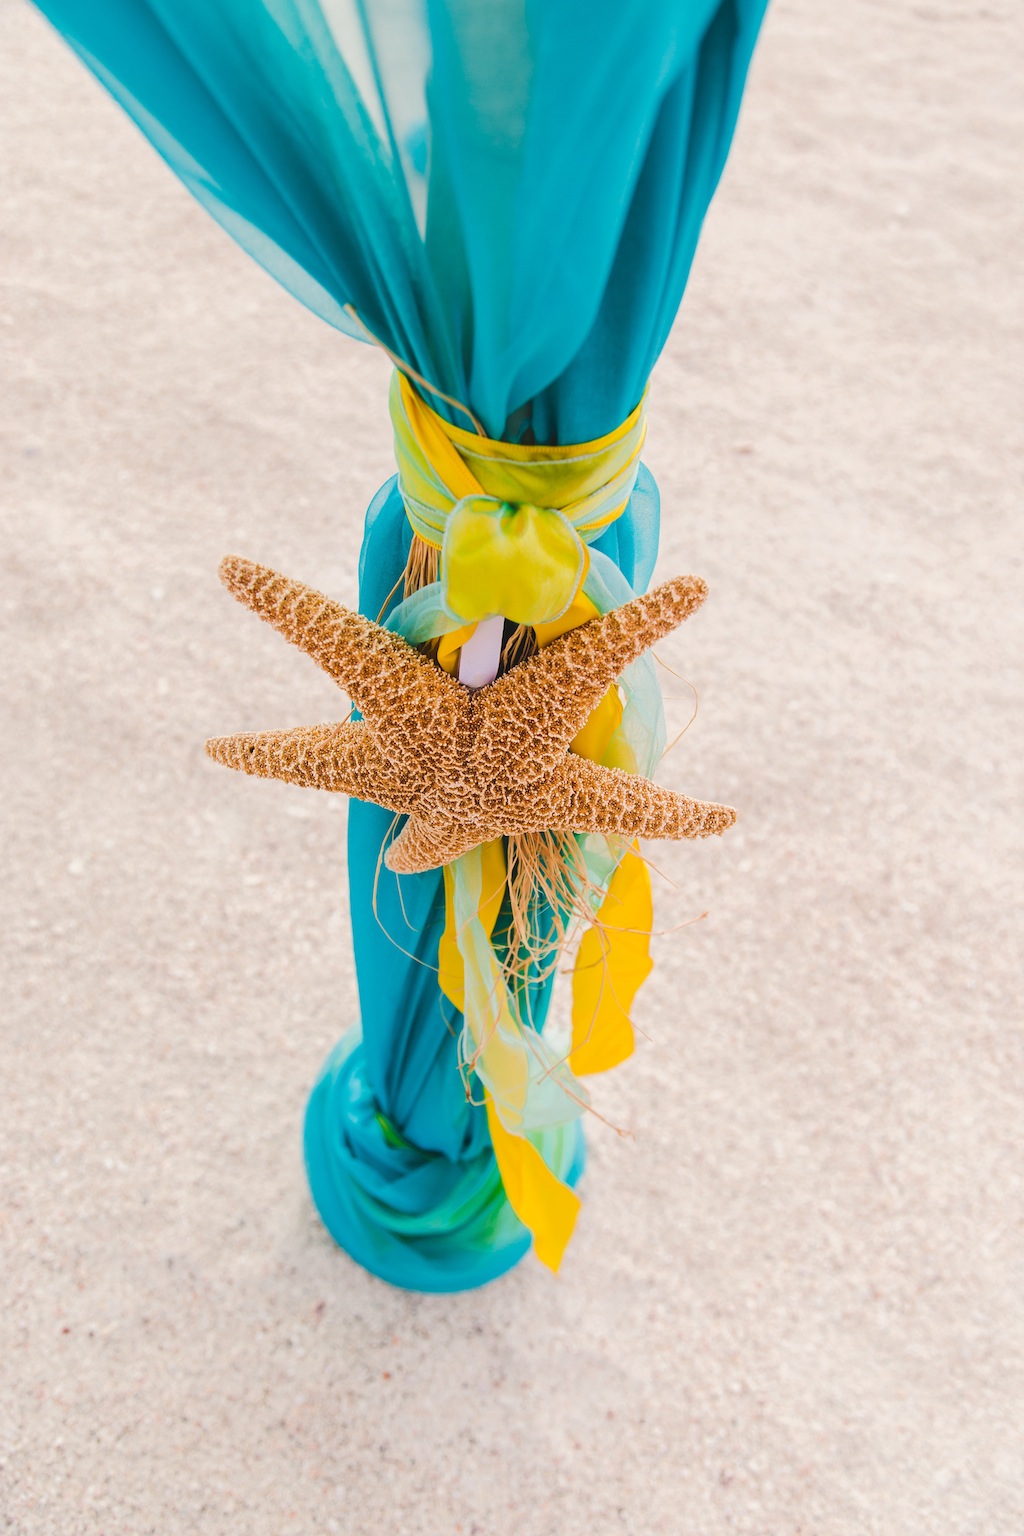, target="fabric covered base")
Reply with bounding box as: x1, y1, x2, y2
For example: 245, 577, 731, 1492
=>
304, 1027, 586, 1293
